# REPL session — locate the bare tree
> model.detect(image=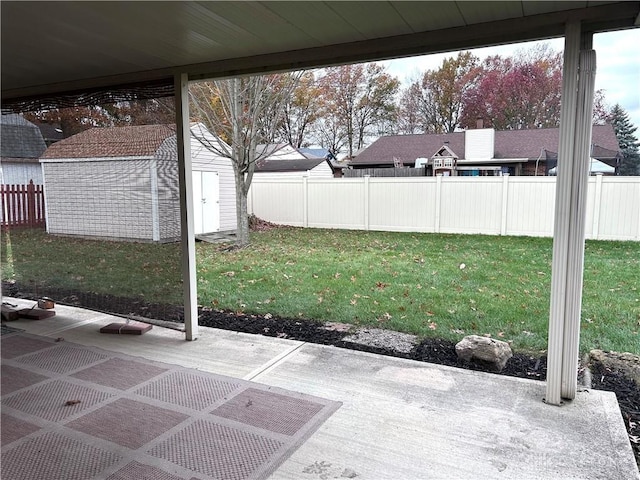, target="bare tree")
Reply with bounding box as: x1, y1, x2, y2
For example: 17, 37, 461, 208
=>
189, 73, 302, 247
317, 63, 399, 159
279, 71, 322, 147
